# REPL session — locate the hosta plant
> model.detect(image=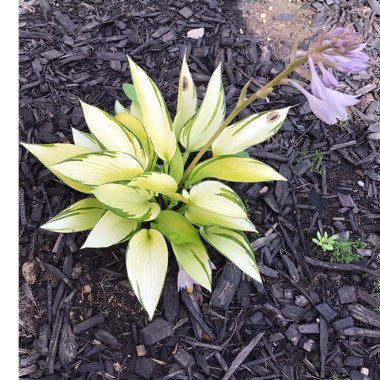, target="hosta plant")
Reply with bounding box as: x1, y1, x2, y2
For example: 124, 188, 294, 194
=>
22, 27, 367, 319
